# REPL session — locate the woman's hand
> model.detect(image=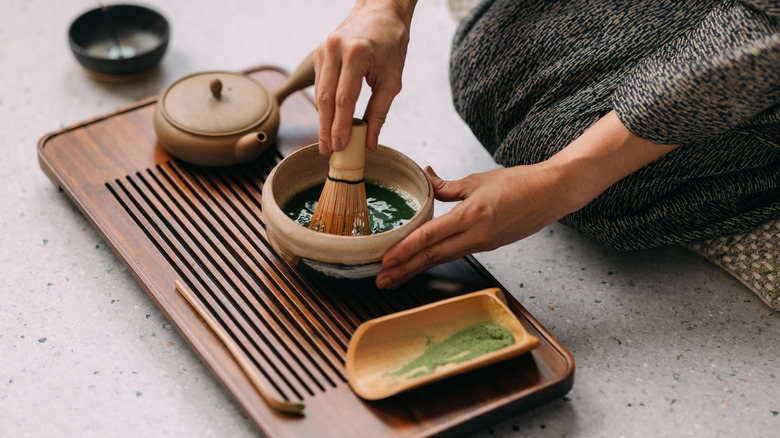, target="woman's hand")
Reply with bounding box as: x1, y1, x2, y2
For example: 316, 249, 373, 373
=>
375, 111, 679, 289
375, 164, 574, 289
314, 0, 417, 154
